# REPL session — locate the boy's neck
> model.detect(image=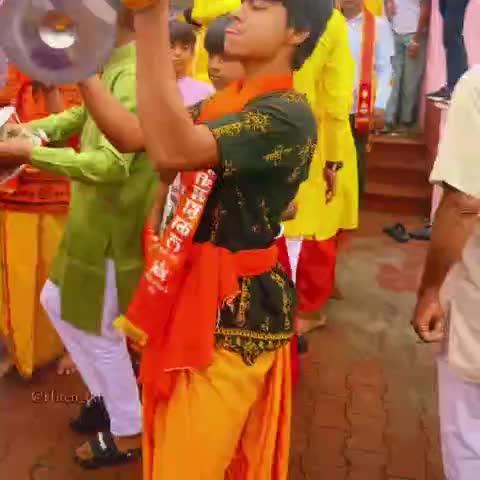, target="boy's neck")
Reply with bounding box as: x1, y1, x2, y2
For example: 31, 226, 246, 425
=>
243, 57, 293, 82
342, 7, 363, 20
